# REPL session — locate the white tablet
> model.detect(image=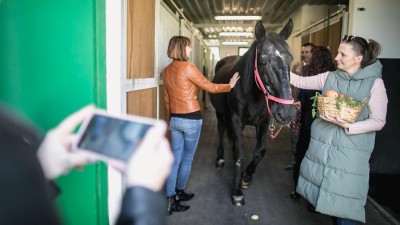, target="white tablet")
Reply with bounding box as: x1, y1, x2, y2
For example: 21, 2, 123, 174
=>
72, 109, 166, 170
